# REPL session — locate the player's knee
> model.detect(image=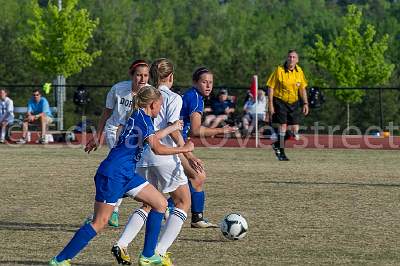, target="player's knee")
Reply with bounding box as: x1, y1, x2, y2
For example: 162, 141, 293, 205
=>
153, 198, 168, 213
190, 175, 205, 190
